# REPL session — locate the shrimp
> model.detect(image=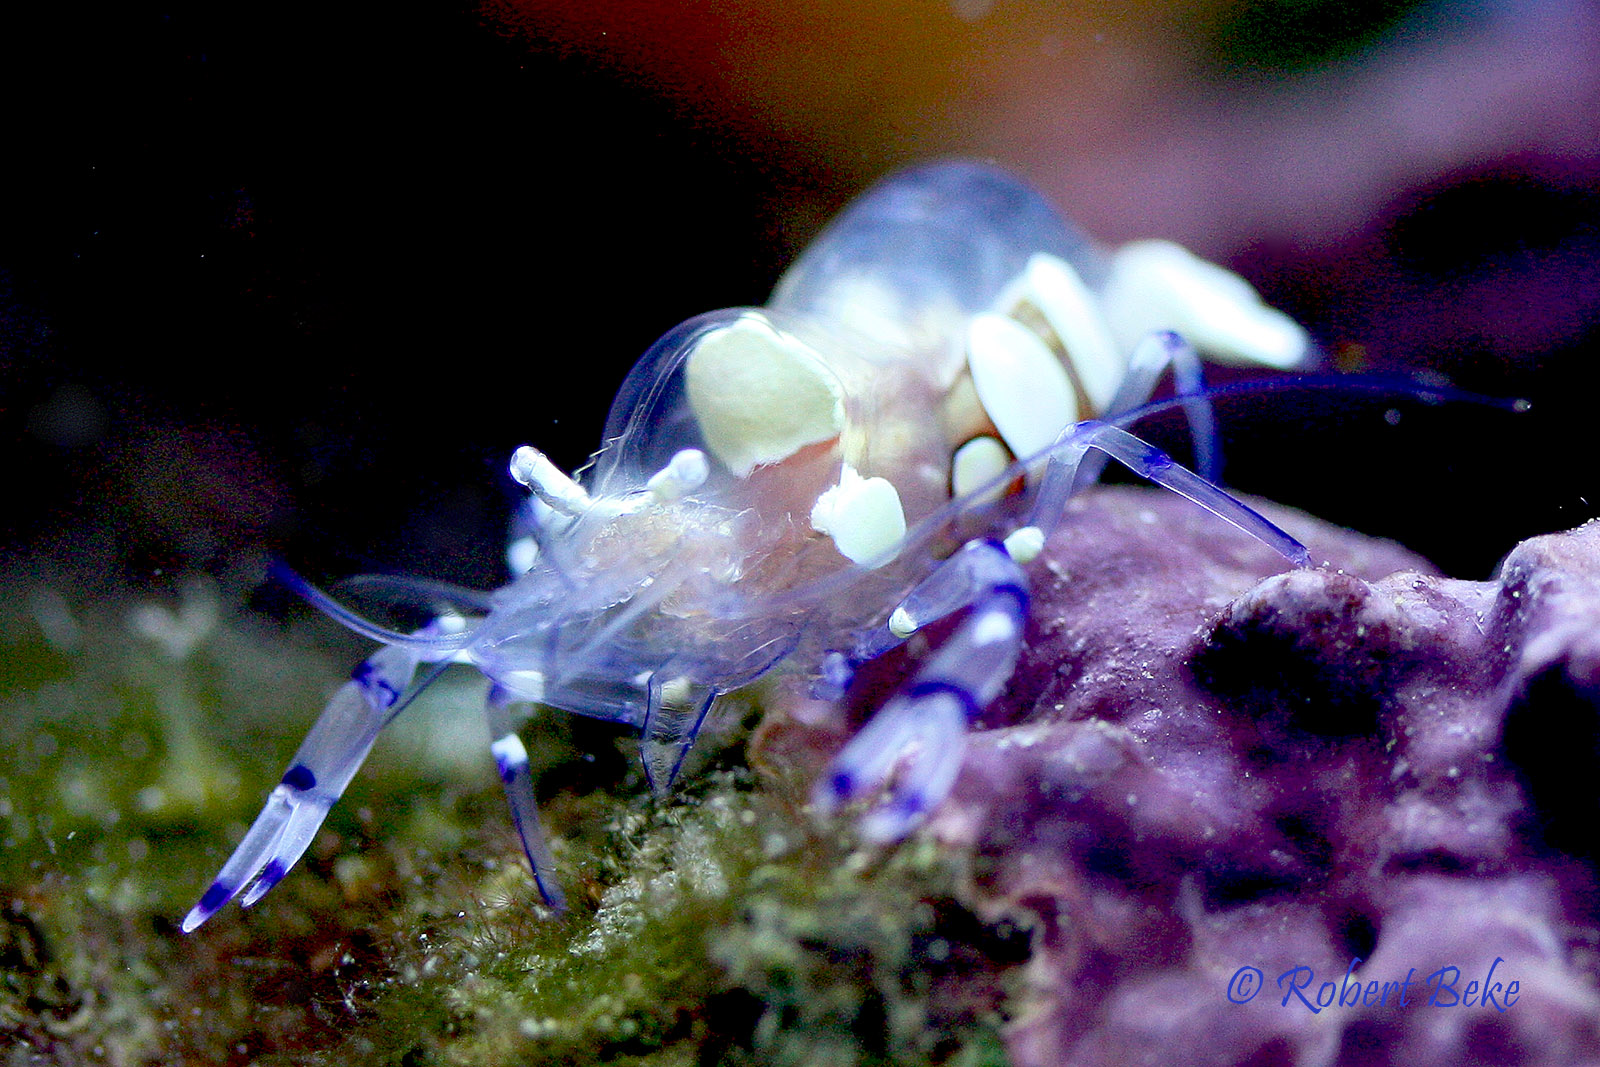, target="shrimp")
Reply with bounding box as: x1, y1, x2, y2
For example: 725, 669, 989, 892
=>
182, 160, 1314, 931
